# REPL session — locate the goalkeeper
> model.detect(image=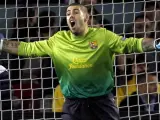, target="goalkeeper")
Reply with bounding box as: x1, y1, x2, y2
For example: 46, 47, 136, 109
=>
1, 3, 159, 120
